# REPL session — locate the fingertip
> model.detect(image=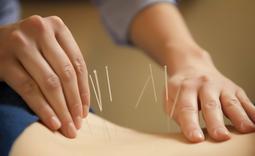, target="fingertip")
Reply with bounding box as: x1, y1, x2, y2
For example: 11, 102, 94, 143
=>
67, 122, 77, 138
82, 104, 89, 118
75, 116, 83, 129
250, 113, 255, 123
71, 104, 83, 129
238, 122, 255, 133
50, 116, 61, 130
80, 92, 90, 118
187, 130, 205, 143
246, 104, 255, 123
212, 127, 231, 141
